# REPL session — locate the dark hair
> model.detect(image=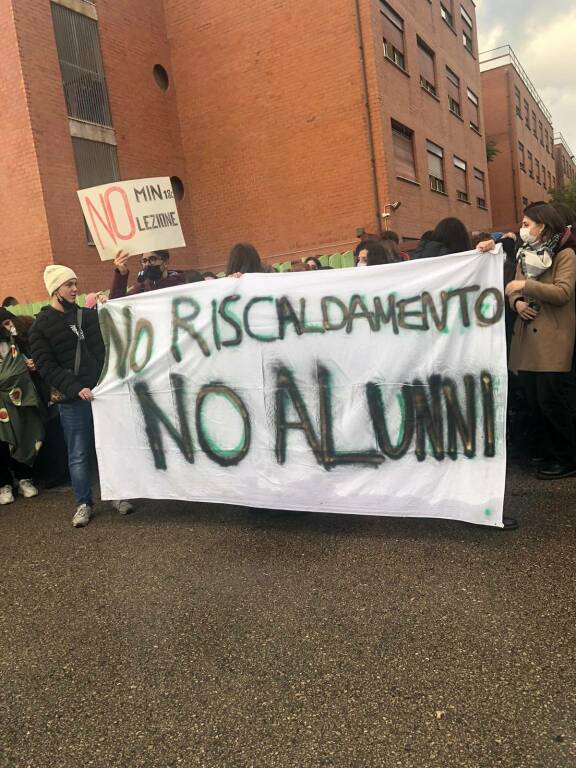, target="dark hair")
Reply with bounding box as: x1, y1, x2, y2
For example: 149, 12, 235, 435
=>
202, 271, 217, 280
381, 230, 400, 245
549, 201, 576, 229
354, 235, 380, 258
471, 231, 493, 248
226, 243, 263, 275
153, 249, 170, 260
365, 241, 400, 266
305, 256, 322, 269
182, 269, 204, 283
291, 260, 309, 272
1, 296, 18, 307
524, 203, 565, 241
420, 230, 433, 242
431, 217, 472, 253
